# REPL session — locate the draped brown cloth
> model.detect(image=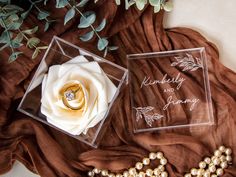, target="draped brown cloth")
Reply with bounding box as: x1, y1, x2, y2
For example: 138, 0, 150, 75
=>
0, 1, 236, 177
